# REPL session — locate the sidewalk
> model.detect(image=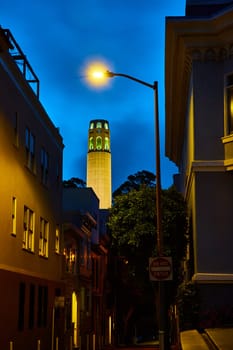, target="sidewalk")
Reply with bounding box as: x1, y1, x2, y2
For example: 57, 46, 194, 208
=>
180, 327, 233, 350
205, 328, 233, 349
180, 330, 210, 350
